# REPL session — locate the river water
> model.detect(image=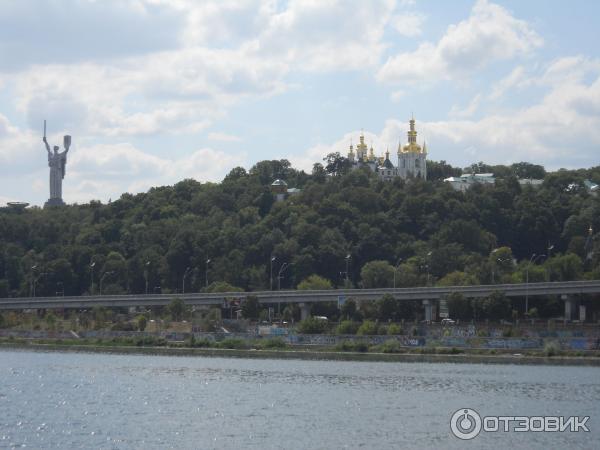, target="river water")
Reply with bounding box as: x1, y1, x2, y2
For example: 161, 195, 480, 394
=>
0, 349, 598, 449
